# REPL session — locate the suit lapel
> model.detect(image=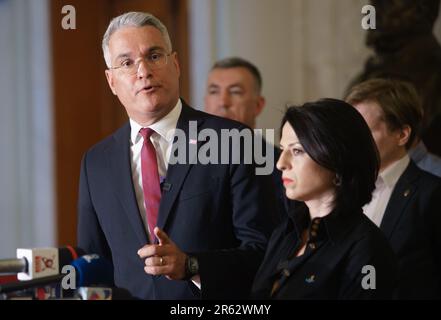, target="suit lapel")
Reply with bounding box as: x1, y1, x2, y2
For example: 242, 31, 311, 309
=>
107, 123, 149, 246
157, 104, 206, 232
380, 162, 419, 239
